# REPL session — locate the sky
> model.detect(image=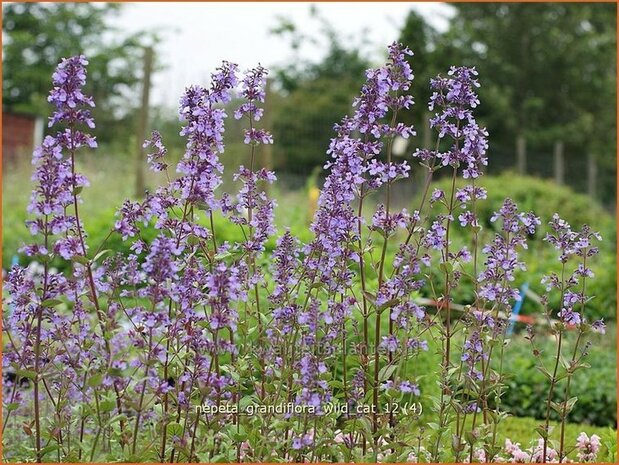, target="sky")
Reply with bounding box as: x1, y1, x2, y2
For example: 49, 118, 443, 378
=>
113, 2, 454, 107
